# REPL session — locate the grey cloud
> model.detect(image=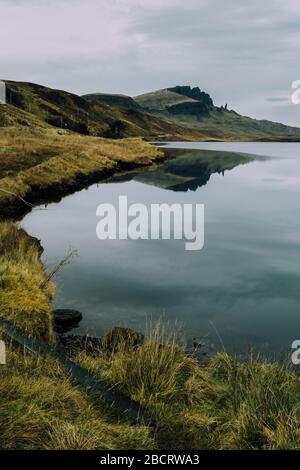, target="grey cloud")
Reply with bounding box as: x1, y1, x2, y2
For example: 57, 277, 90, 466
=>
266, 97, 290, 102
0, 0, 300, 125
